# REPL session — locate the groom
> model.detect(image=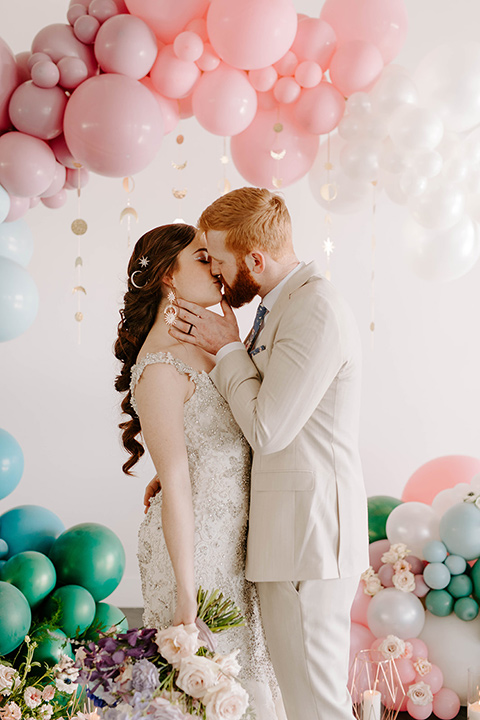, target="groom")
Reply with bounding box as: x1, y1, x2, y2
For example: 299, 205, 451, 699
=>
155, 187, 368, 720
